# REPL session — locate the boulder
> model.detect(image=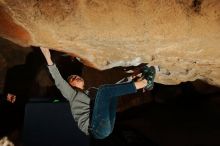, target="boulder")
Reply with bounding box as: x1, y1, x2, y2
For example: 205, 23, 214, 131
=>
0, 0, 219, 86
